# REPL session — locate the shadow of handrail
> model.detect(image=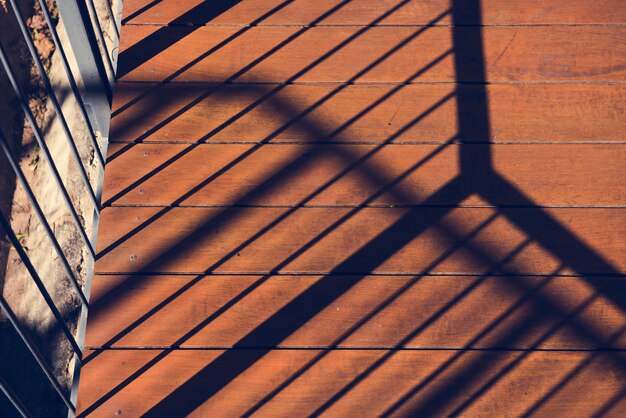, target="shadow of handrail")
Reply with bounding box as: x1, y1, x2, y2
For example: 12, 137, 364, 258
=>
79, 0, 626, 416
